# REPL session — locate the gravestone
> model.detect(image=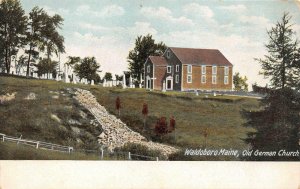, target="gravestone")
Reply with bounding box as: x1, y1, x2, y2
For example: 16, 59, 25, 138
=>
122, 74, 126, 89
162, 81, 166, 92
